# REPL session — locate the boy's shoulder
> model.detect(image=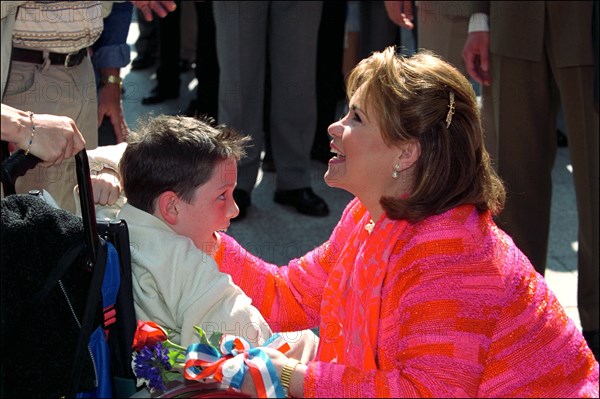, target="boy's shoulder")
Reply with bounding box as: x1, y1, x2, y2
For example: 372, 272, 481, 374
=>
120, 203, 218, 271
